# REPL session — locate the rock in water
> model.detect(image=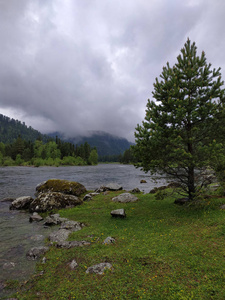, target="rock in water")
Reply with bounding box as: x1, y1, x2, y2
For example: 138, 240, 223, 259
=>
29, 192, 83, 212
112, 193, 138, 203
36, 179, 87, 196
10, 196, 33, 210
26, 246, 49, 260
